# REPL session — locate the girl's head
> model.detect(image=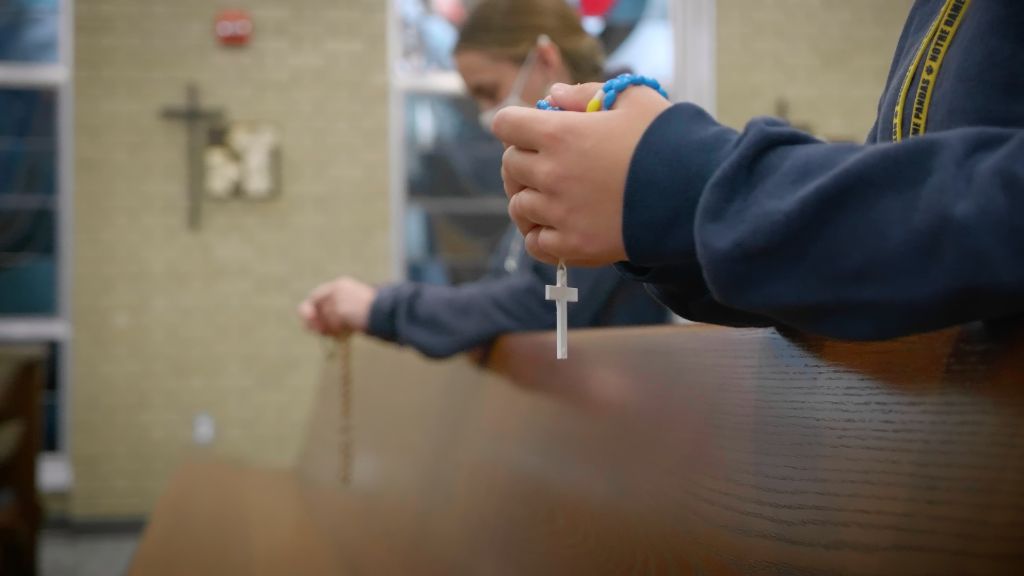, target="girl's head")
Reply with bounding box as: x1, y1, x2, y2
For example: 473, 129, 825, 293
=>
454, 0, 606, 126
